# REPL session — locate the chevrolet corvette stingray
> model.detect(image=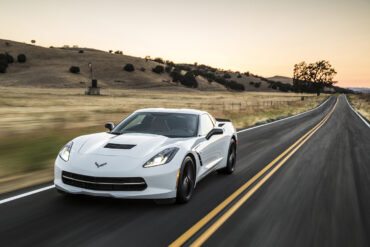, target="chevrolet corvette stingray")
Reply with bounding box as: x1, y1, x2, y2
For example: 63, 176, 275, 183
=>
54, 108, 238, 203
